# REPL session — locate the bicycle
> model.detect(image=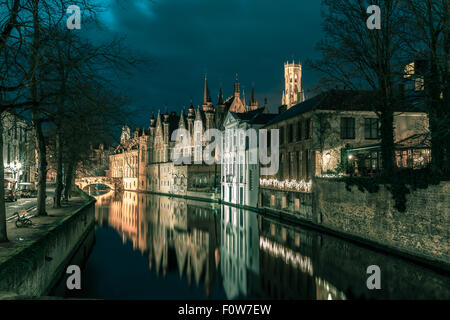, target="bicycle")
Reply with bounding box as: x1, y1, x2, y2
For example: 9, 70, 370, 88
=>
15, 210, 33, 228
